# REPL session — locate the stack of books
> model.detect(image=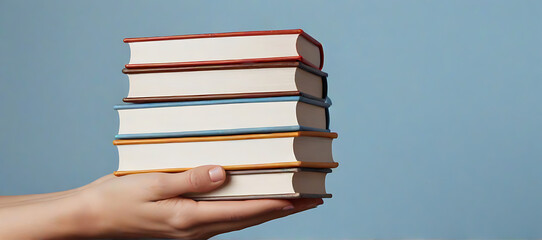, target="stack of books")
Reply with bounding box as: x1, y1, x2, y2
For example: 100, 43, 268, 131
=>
113, 29, 338, 200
